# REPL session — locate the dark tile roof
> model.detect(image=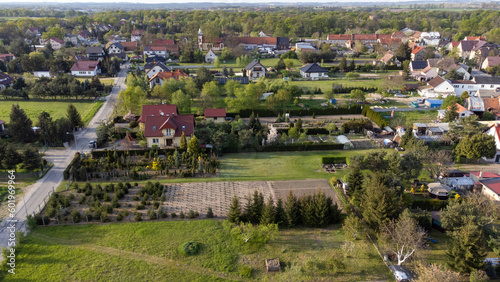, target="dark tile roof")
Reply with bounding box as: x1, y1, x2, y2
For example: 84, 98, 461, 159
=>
85, 46, 104, 54
474, 76, 500, 85
245, 59, 265, 70
299, 63, 329, 73
145, 56, 166, 63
